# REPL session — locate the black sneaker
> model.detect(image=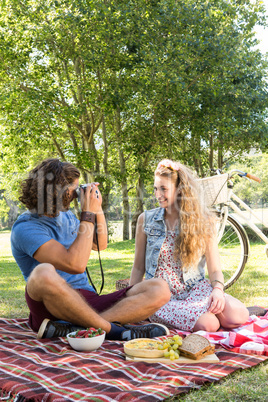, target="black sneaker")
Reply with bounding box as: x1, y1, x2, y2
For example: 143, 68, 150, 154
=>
120, 323, 169, 341
37, 318, 85, 339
